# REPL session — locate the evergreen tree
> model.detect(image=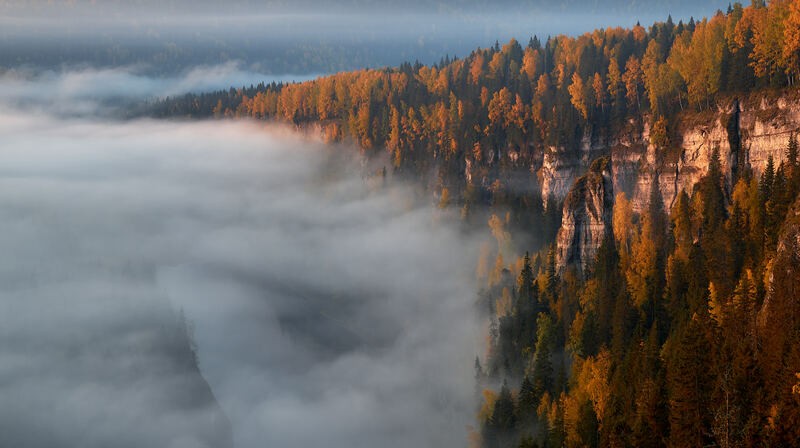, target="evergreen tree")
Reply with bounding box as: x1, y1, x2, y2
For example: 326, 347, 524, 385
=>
666, 314, 712, 448
485, 380, 517, 448
517, 375, 538, 433
761, 154, 775, 200
786, 133, 799, 197
531, 313, 555, 402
